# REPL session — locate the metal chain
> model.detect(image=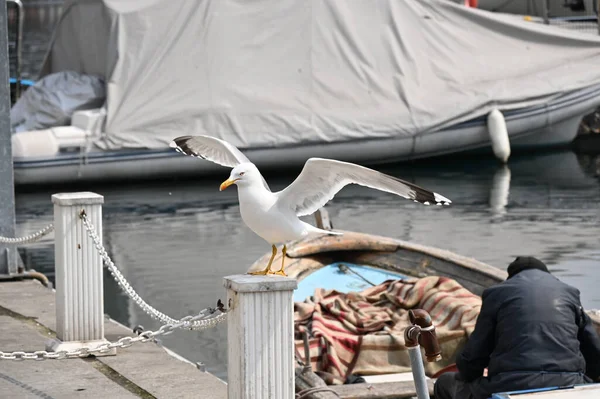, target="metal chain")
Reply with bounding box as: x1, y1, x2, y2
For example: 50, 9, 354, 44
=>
0, 310, 220, 361
0, 223, 54, 244
79, 210, 227, 330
